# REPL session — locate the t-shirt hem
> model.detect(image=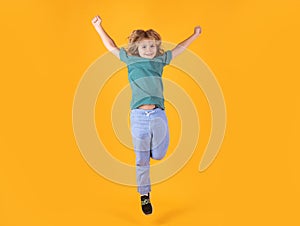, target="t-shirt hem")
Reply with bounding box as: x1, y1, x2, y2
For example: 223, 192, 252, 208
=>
130, 97, 165, 110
